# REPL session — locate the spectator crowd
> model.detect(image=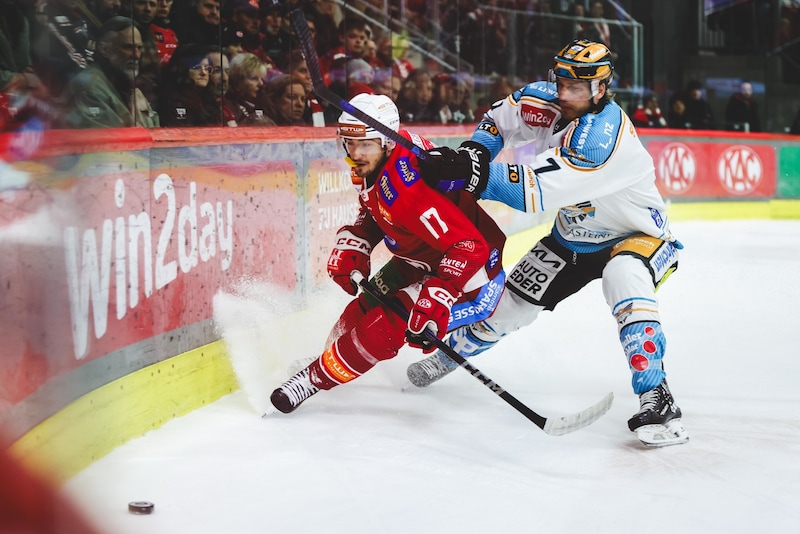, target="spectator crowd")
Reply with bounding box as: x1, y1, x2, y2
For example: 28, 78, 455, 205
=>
1, 0, 793, 134
0, 0, 491, 132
